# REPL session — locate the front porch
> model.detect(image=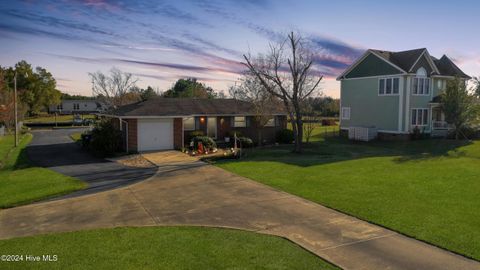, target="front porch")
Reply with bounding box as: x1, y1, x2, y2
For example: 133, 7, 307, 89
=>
431, 105, 453, 137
